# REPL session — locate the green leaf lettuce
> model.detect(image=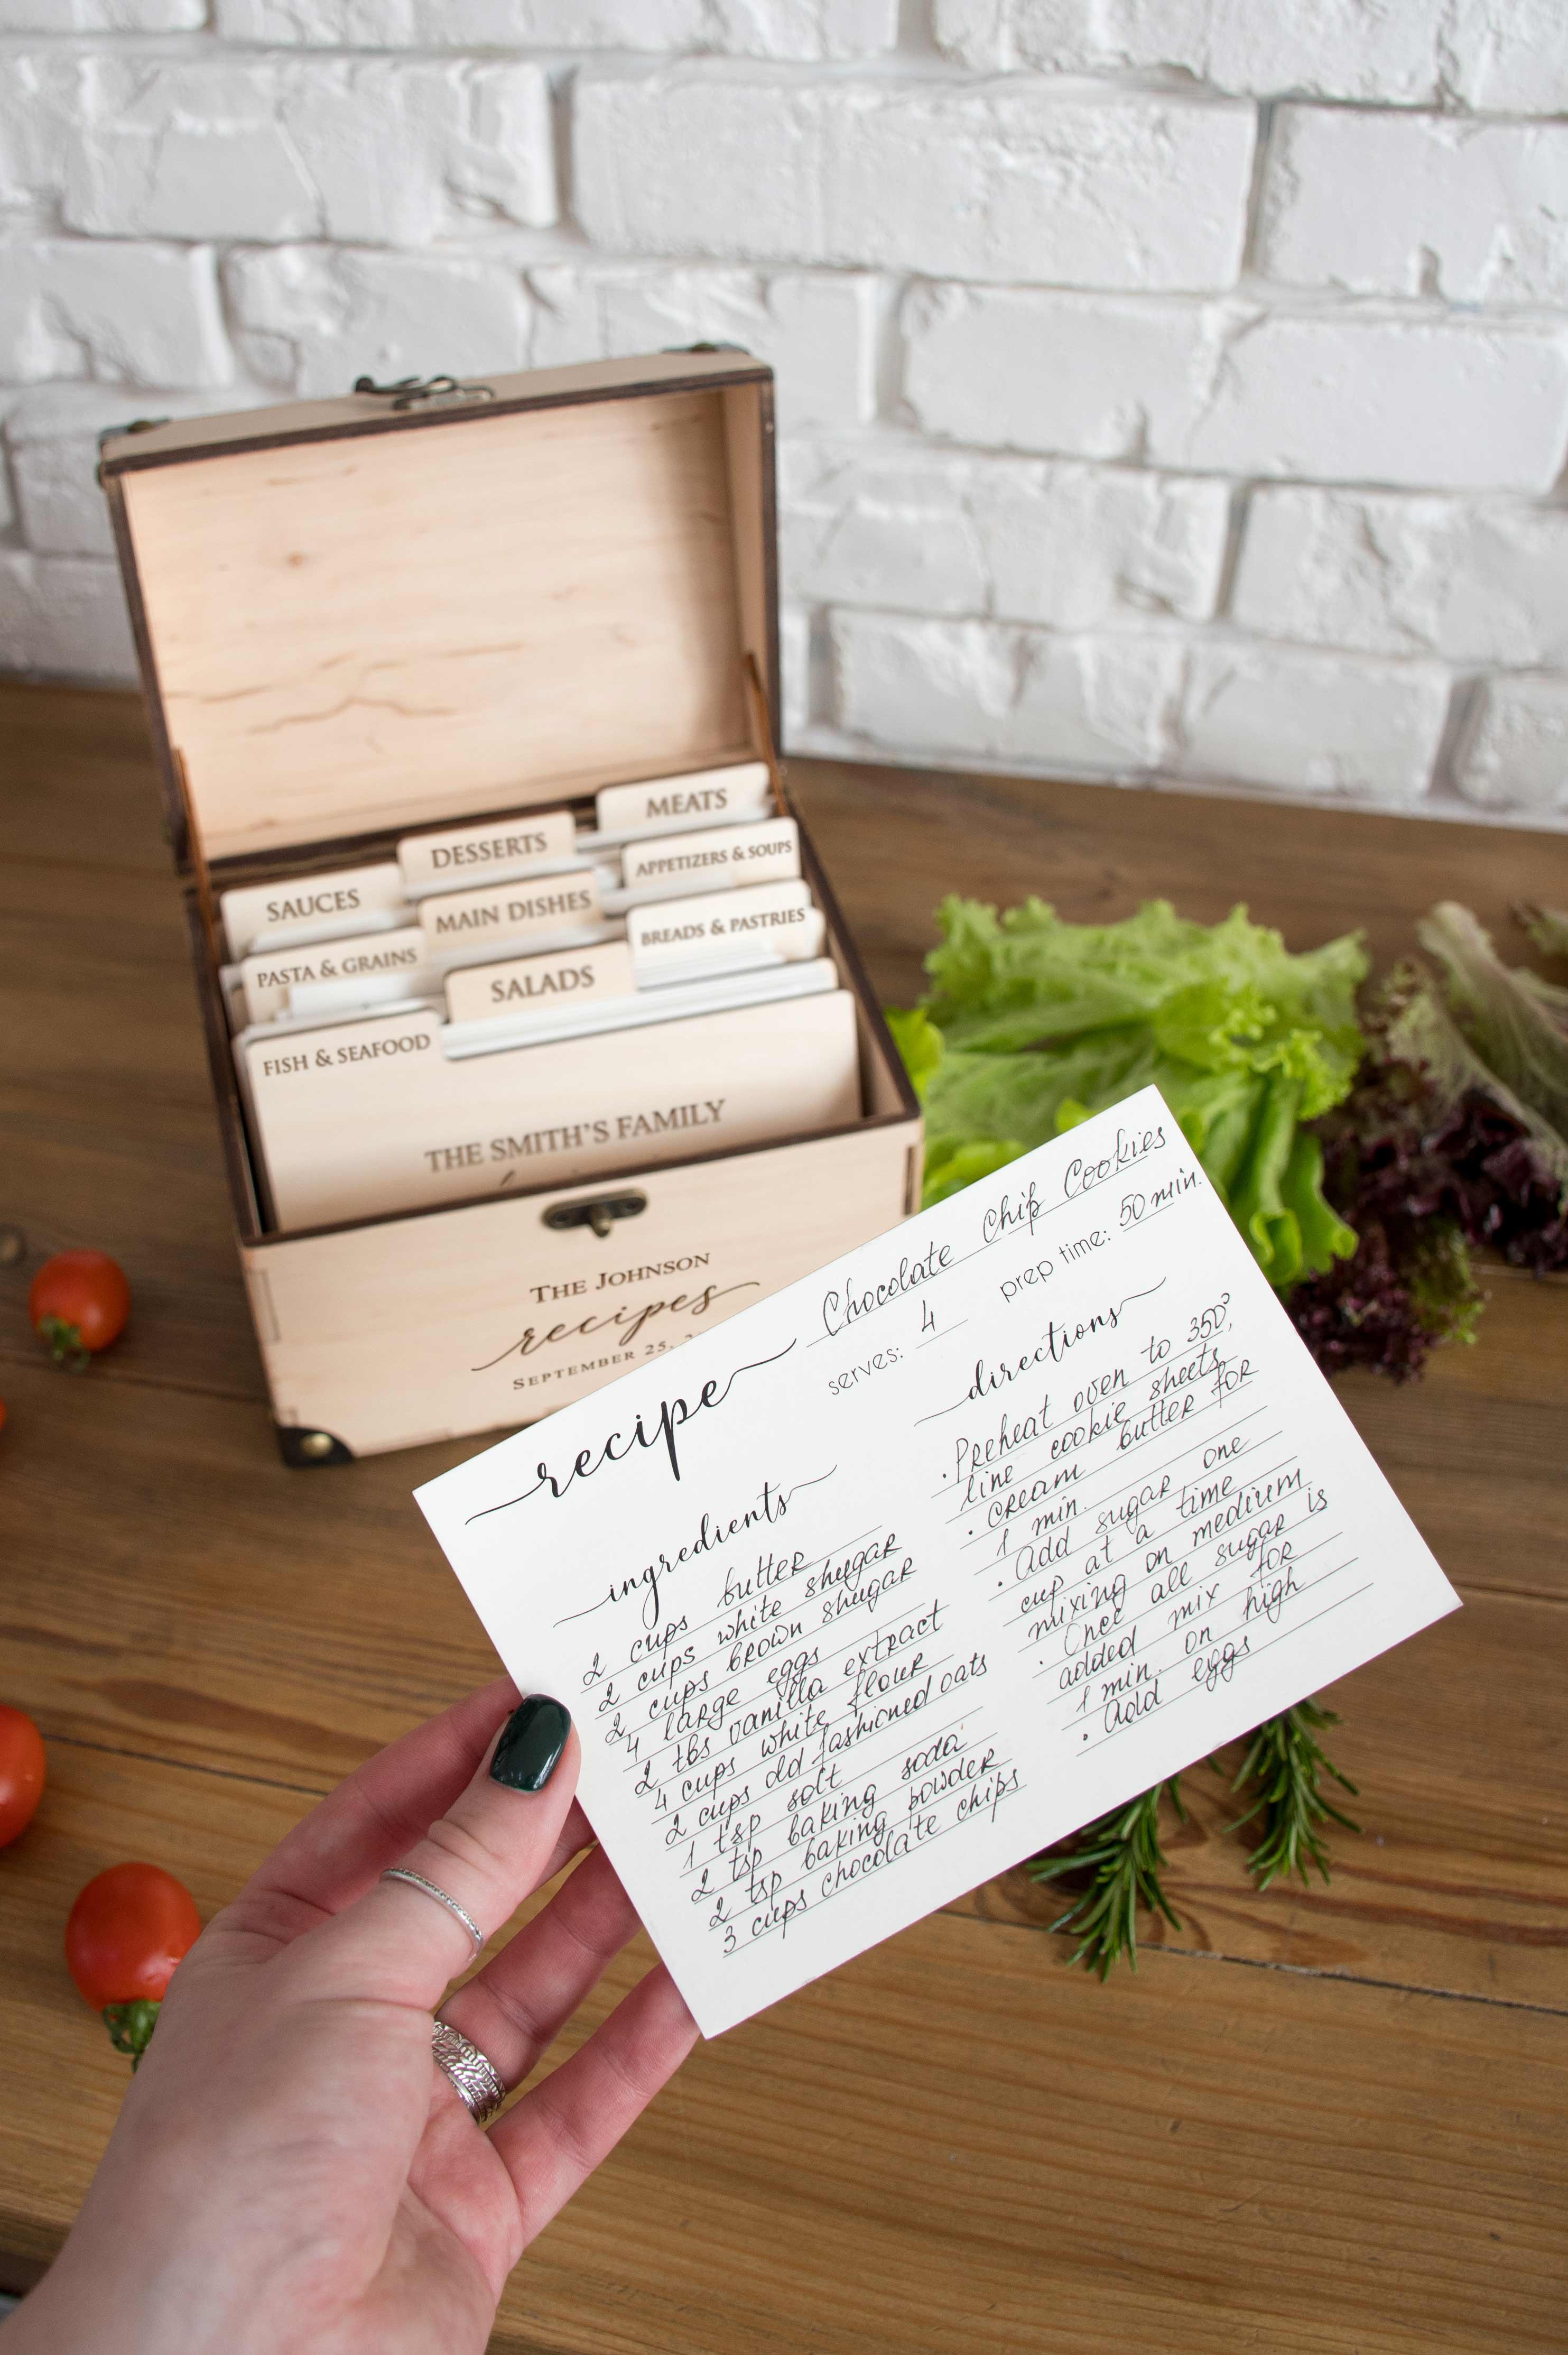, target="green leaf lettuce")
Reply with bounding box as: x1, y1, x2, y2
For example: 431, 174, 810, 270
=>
889, 898, 1366, 1287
